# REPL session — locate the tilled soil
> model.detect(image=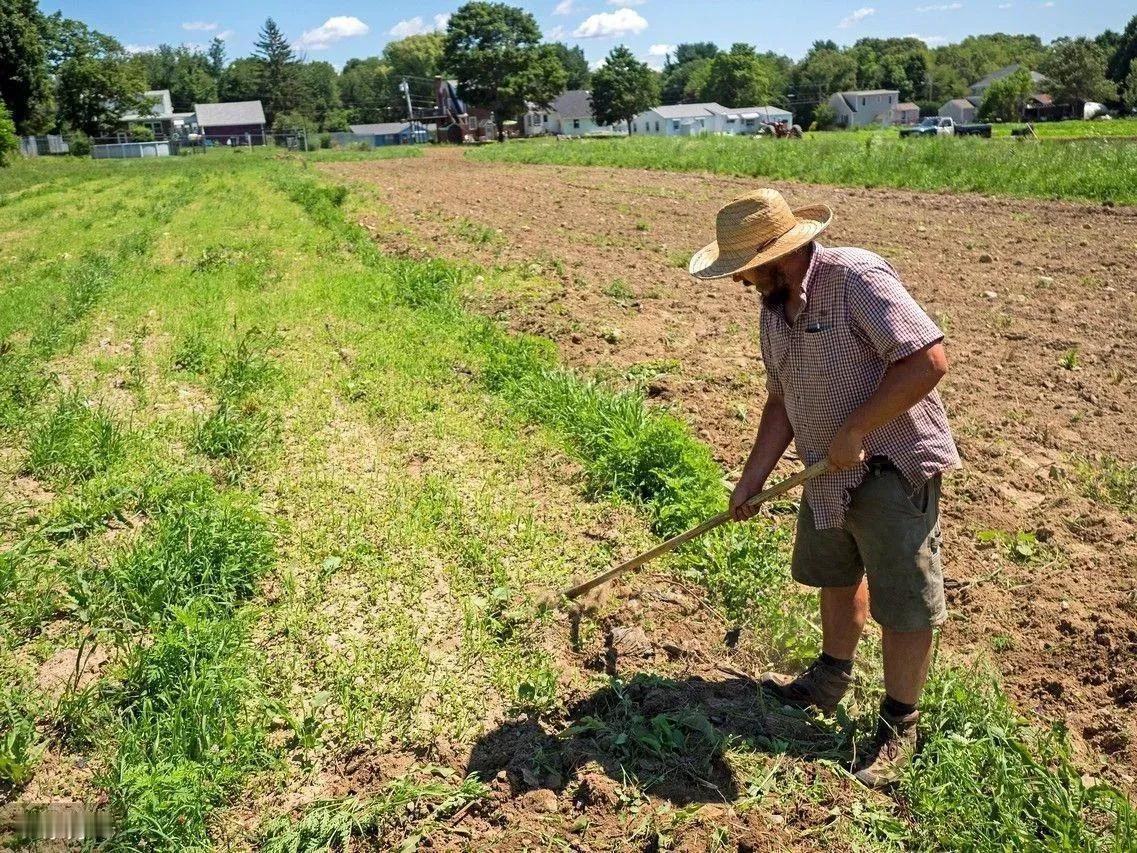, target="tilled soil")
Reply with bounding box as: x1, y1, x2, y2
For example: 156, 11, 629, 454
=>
322, 149, 1137, 789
